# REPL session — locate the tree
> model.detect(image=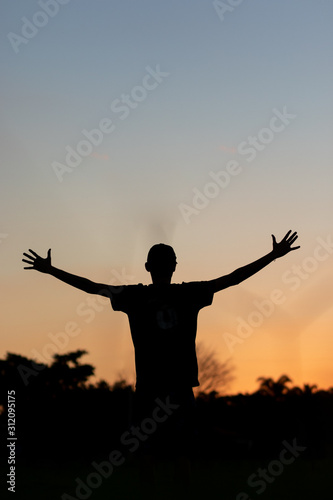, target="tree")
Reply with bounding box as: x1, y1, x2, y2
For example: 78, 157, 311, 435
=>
0, 349, 95, 403
256, 374, 292, 397
50, 349, 94, 390
195, 341, 235, 396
